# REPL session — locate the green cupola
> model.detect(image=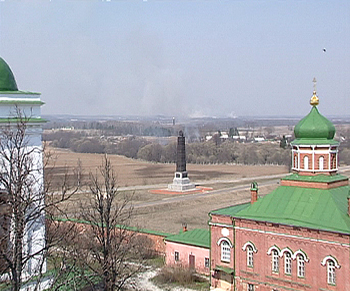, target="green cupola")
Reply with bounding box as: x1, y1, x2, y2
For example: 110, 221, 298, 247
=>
293, 89, 336, 144
294, 106, 335, 140
0, 57, 18, 91
291, 83, 339, 175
